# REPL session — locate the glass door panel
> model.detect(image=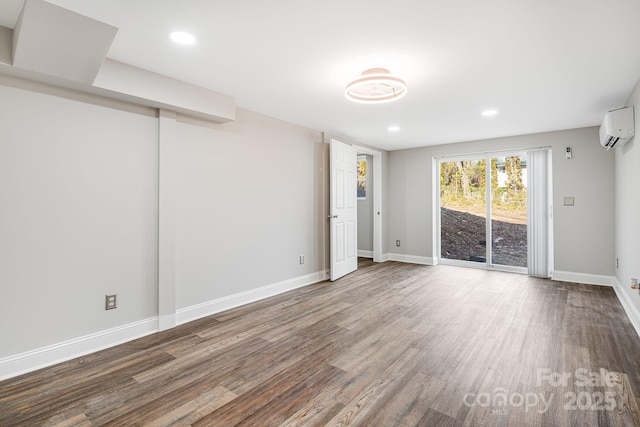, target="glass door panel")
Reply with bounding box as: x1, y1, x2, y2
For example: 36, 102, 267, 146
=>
440, 159, 487, 263
490, 155, 527, 268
